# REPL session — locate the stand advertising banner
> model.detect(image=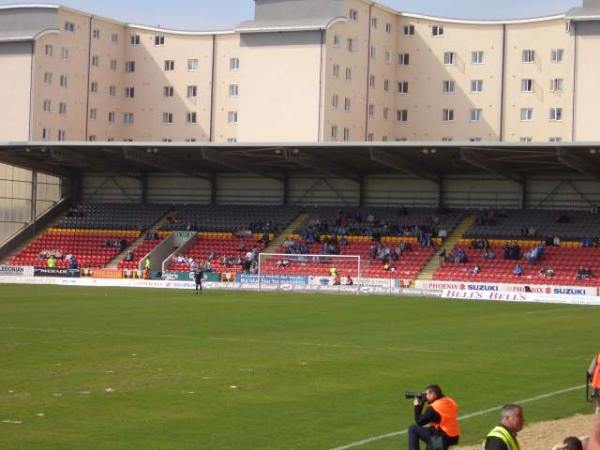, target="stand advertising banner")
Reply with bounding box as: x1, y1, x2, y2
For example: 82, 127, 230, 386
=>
0, 266, 34, 277
163, 271, 220, 282
34, 268, 81, 278
416, 280, 597, 296
237, 274, 308, 285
